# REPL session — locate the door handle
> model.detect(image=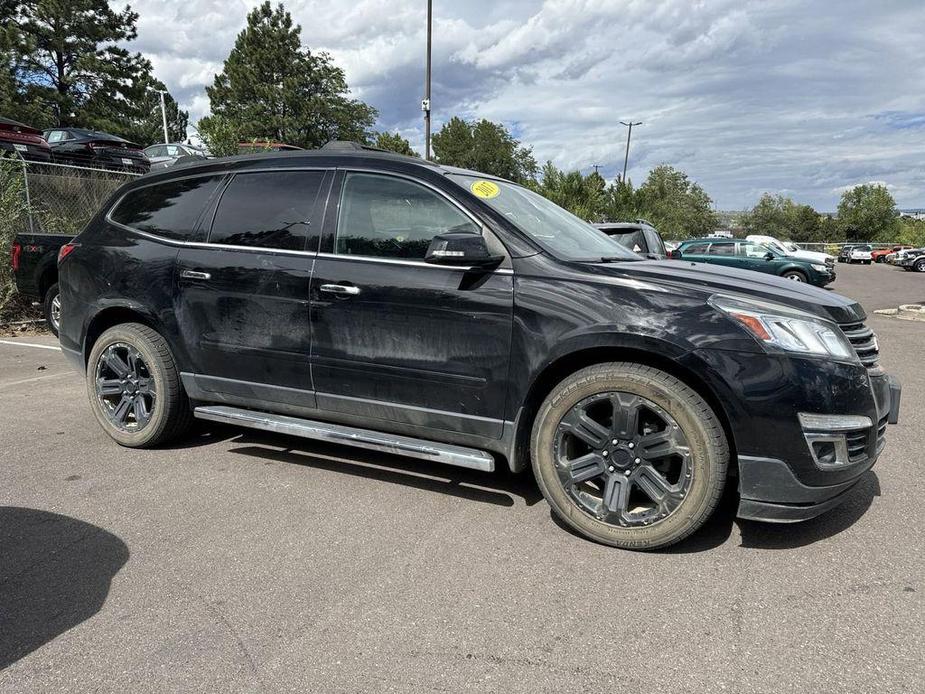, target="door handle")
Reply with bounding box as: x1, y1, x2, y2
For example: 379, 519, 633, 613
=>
180, 270, 211, 281
320, 284, 360, 296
